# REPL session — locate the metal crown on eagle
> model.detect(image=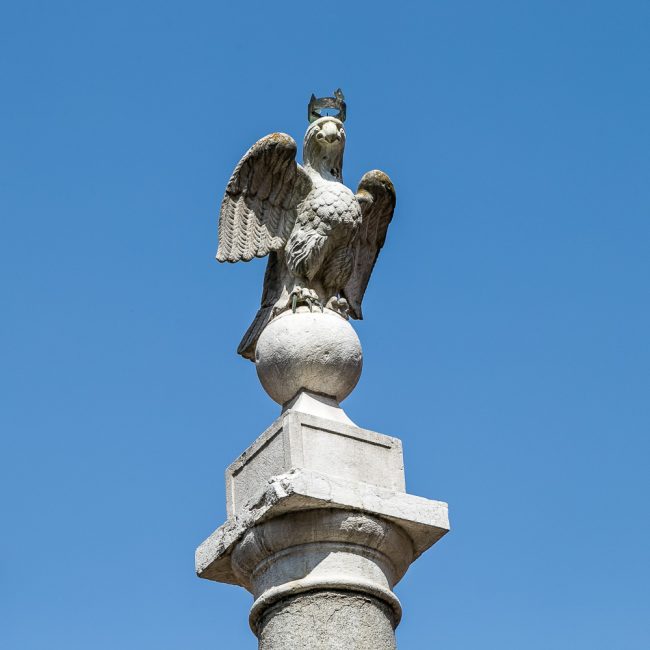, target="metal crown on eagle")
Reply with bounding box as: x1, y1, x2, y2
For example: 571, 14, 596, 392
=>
217, 90, 396, 361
